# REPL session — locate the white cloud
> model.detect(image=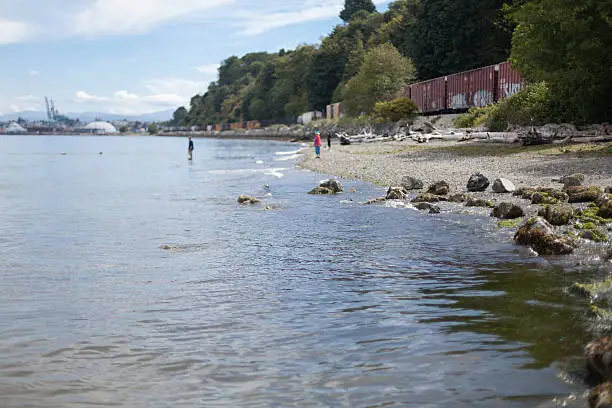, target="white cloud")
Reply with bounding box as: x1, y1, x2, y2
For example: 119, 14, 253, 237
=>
196, 64, 219, 75
76, 90, 109, 102
72, 0, 234, 37
28, 70, 40, 76
0, 19, 32, 44
143, 78, 207, 97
